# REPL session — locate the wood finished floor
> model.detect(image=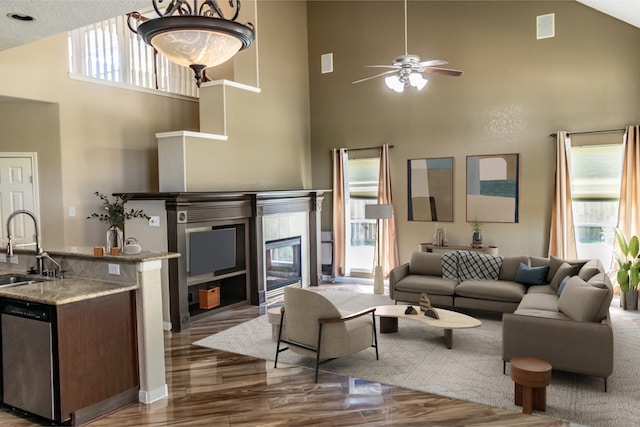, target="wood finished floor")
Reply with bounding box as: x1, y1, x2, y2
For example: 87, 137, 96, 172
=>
0, 284, 569, 426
